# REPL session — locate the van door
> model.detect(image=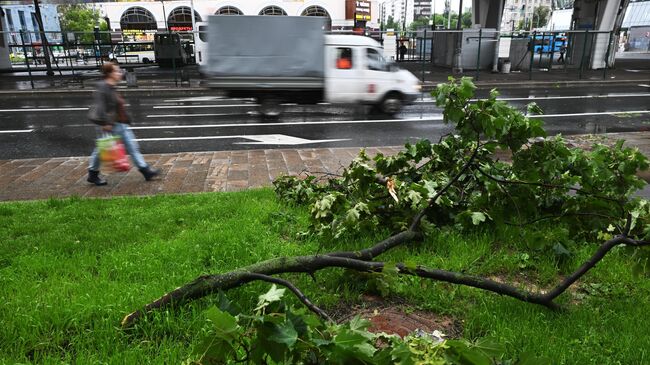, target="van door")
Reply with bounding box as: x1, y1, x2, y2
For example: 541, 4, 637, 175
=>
325, 46, 364, 103
362, 47, 394, 103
